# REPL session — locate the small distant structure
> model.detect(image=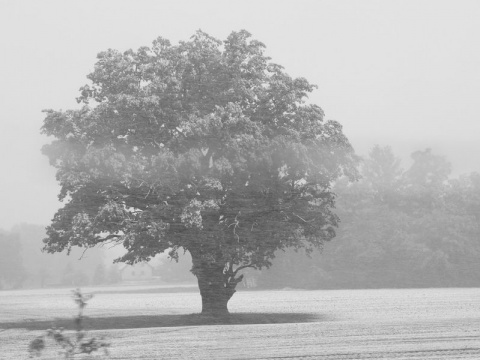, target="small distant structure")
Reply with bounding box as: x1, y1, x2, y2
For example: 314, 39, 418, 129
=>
242, 276, 258, 288
120, 262, 156, 282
